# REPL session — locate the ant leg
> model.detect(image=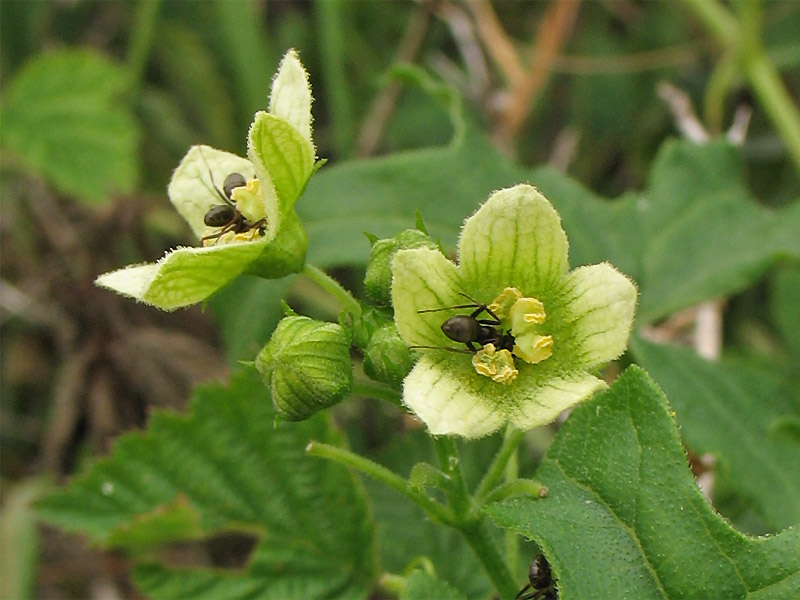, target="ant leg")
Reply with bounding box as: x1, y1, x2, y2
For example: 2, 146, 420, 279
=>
409, 345, 474, 355
418, 303, 483, 314
201, 219, 238, 244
